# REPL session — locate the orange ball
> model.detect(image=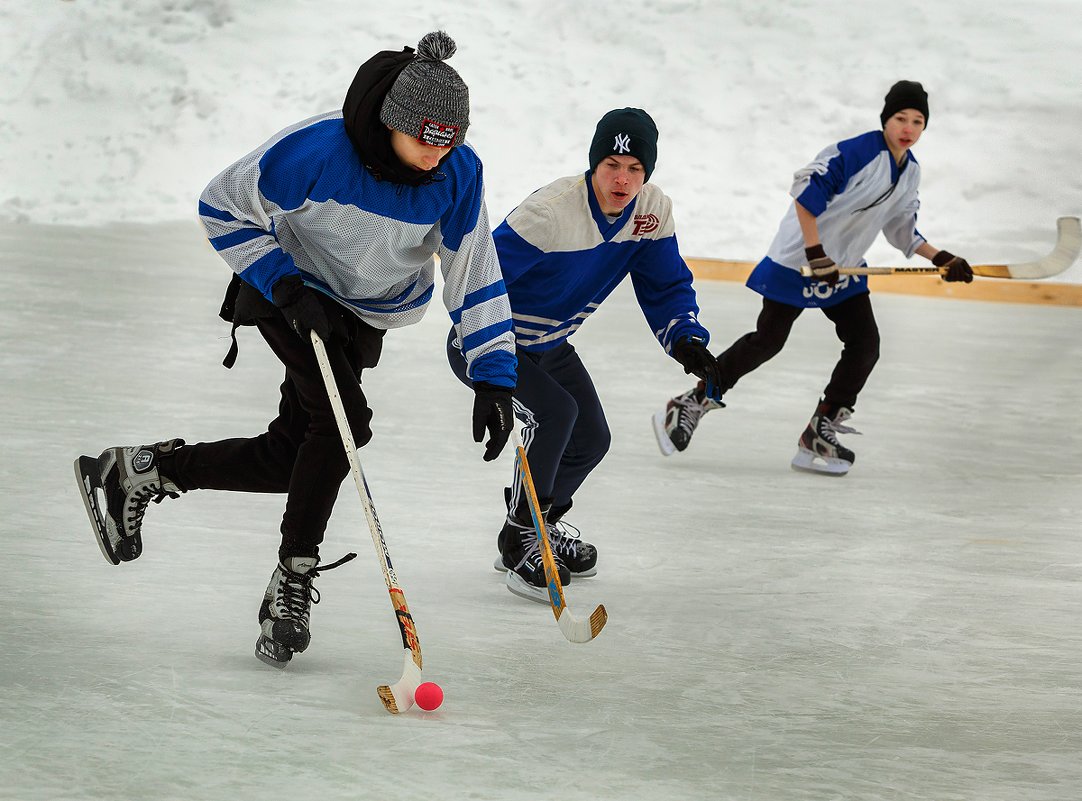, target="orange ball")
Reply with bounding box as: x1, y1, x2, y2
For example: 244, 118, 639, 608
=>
415, 681, 444, 711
